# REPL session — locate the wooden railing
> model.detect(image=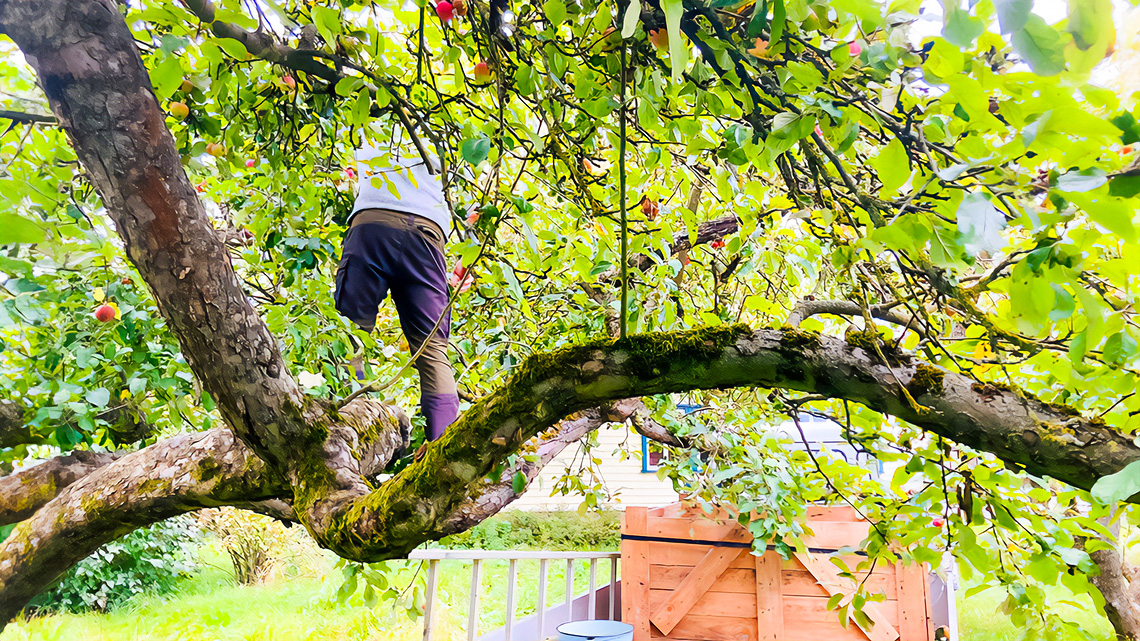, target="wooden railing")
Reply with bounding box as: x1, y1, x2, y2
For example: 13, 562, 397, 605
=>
408, 549, 621, 641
